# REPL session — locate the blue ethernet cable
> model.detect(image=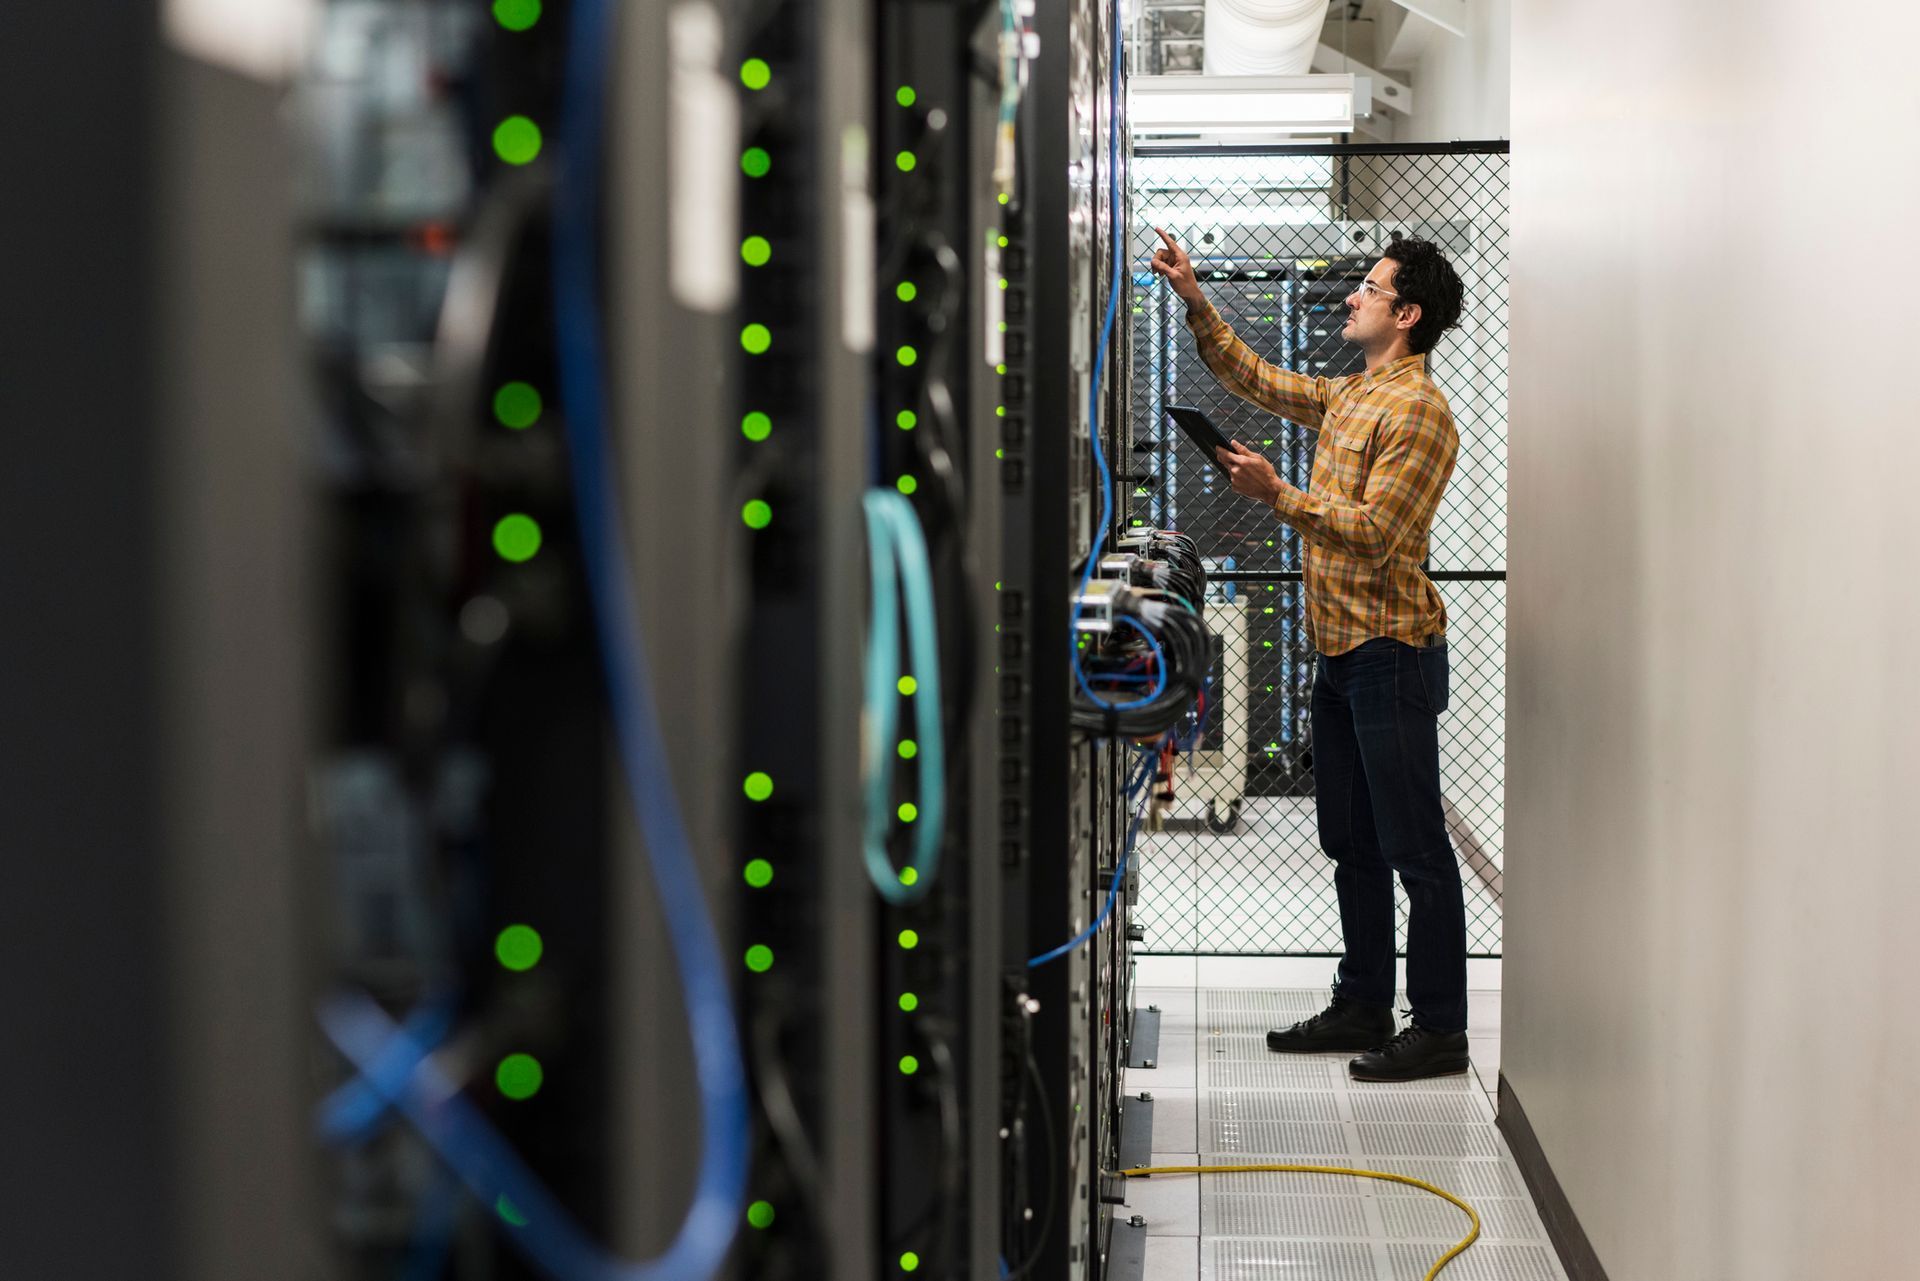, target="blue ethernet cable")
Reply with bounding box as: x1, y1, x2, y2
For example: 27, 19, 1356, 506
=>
861, 491, 947, 904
